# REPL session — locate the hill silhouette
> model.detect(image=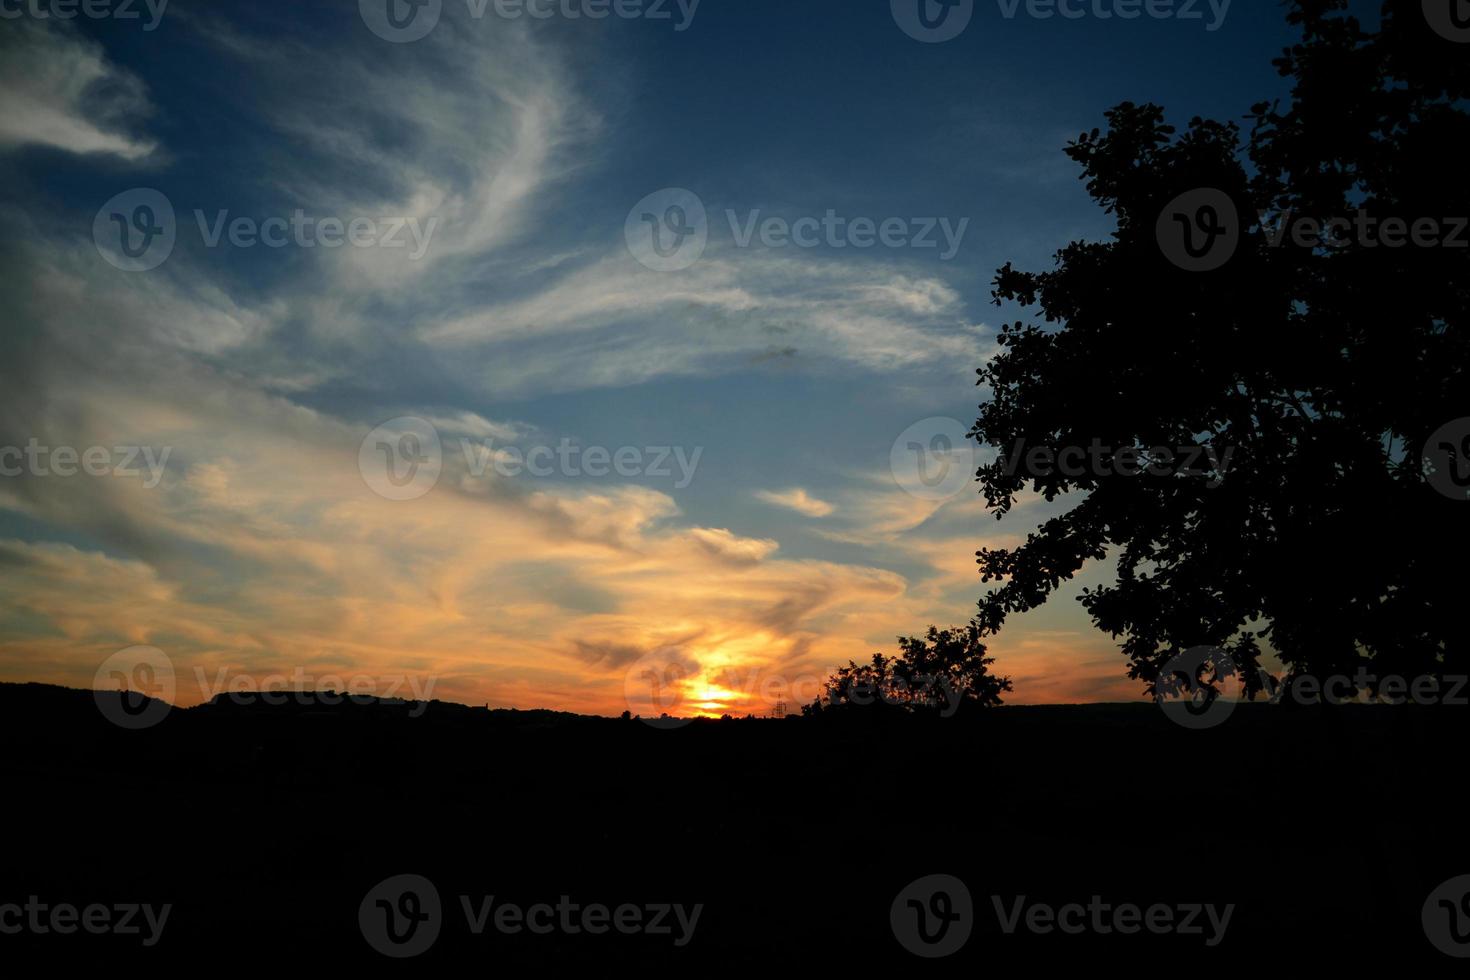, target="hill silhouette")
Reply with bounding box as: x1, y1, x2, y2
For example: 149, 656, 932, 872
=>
2, 681, 1464, 967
